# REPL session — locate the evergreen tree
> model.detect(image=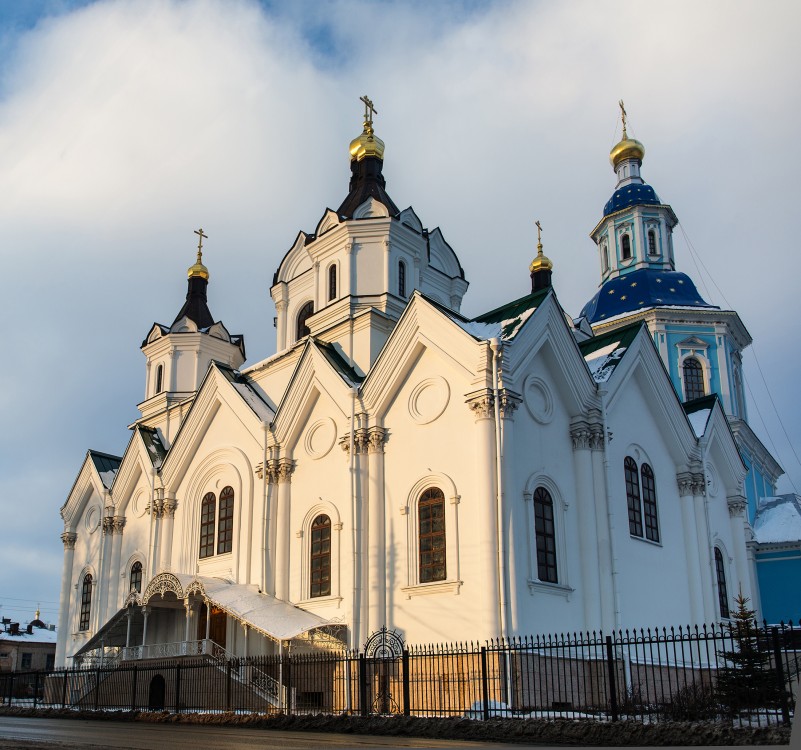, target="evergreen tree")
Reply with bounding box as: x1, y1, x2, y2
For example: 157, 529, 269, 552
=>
715, 593, 784, 715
